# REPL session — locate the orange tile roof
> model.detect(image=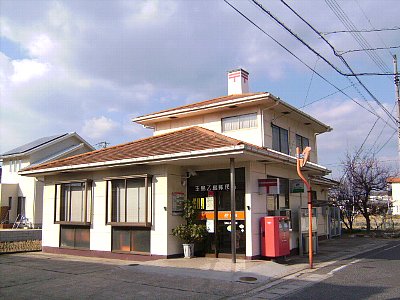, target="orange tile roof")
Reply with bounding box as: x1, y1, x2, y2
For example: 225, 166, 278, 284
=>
387, 177, 400, 183
23, 127, 248, 172
135, 92, 265, 119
